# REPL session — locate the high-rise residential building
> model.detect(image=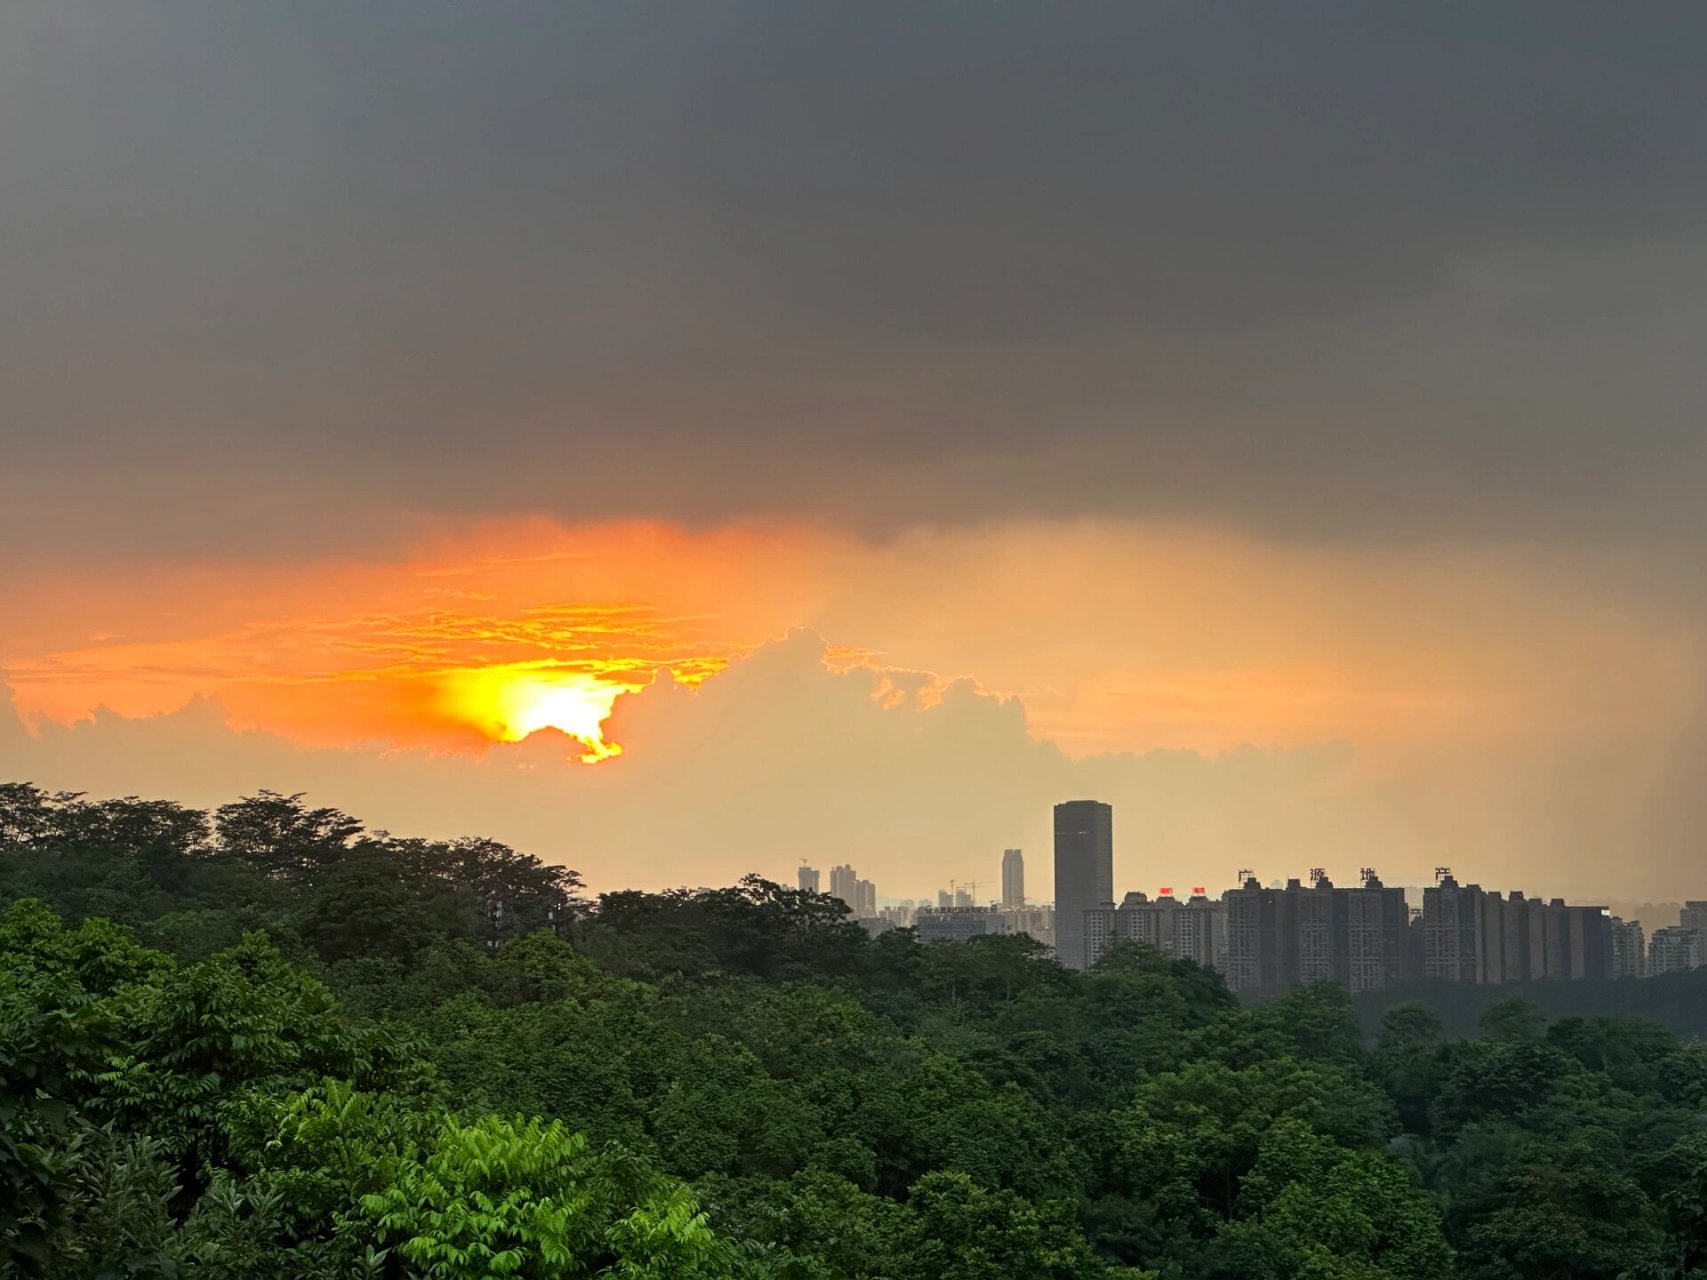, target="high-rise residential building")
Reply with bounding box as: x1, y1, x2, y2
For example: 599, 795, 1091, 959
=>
1422, 874, 1483, 982
829, 864, 858, 910
1084, 889, 1228, 971
1002, 848, 1025, 909
1419, 878, 1613, 985
1054, 800, 1114, 970
1342, 872, 1410, 992
854, 878, 877, 918
1222, 870, 1410, 994
798, 865, 821, 894
1555, 901, 1614, 980
1497, 890, 1539, 983
1223, 878, 1286, 991
1610, 917, 1646, 979
1295, 876, 1336, 983
1650, 926, 1705, 975
1682, 902, 1707, 933
1176, 891, 1226, 970
1082, 902, 1115, 966
1223, 869, 1626, 993
937, 889, 953, 910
